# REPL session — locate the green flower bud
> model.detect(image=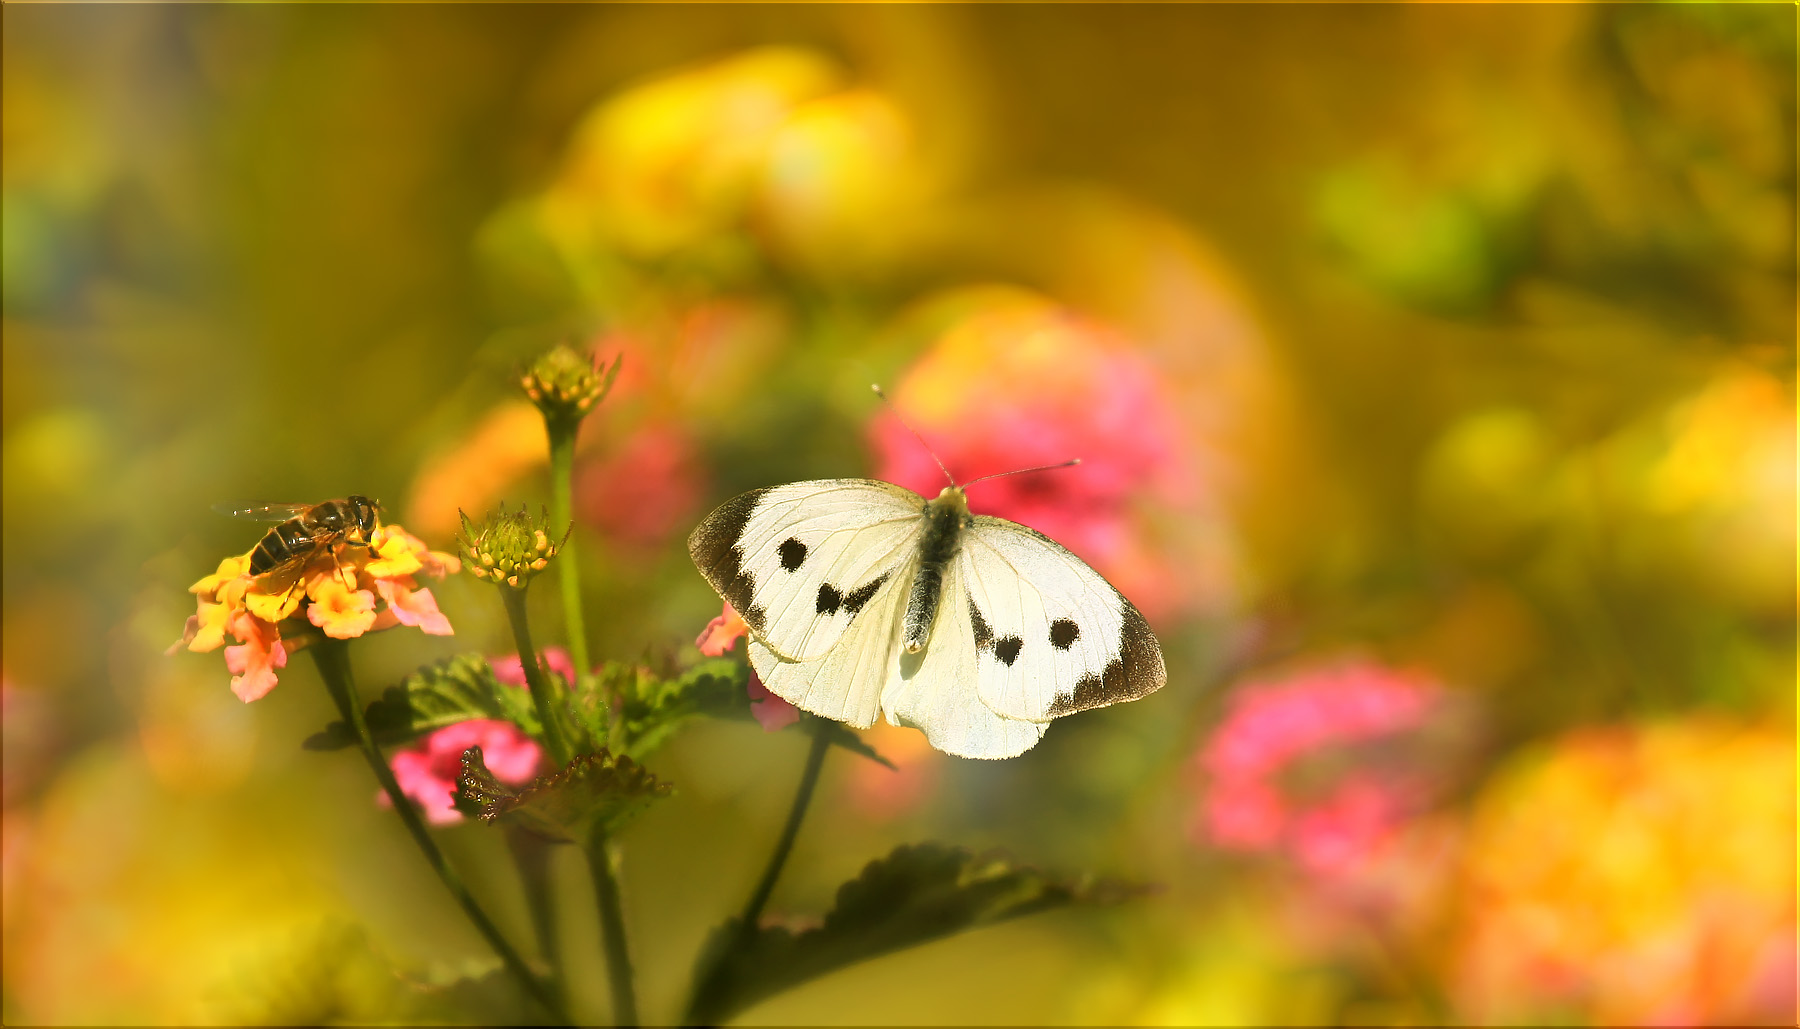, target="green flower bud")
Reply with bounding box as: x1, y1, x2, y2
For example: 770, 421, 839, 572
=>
457, 505, 571, 590
521, 345, 621, 427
